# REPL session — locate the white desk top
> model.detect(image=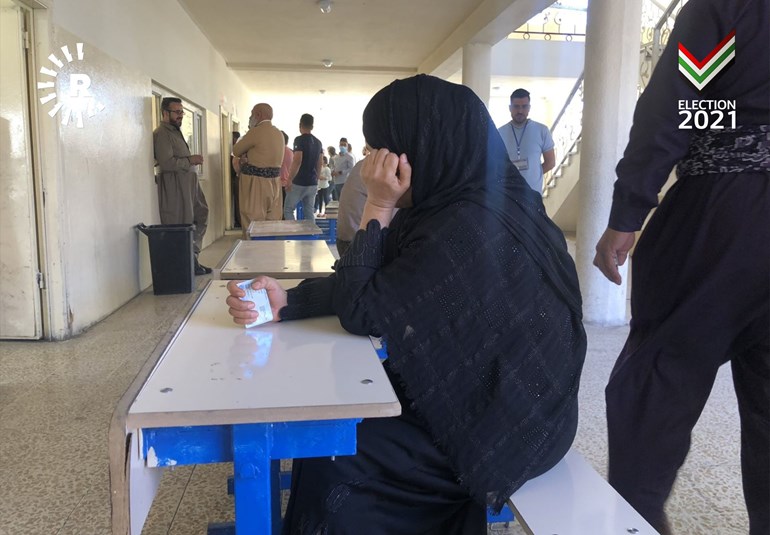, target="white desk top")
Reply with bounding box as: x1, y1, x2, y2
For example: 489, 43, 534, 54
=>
247, 220, 322, 238
127, 281, 400, 429
216, 240, 337, 280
